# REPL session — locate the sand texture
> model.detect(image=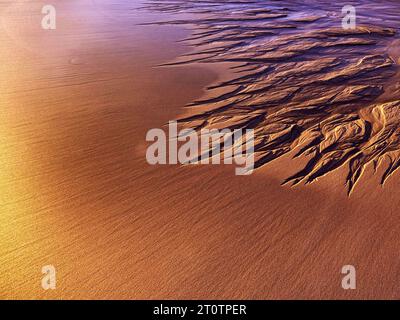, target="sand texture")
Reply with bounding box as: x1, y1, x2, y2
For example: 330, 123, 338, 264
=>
1, 0, 400, 300
143, 0, 400, 195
